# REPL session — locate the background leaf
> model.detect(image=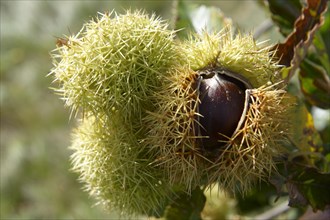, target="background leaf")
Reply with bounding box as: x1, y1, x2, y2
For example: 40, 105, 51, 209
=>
286, 97, 323, 153
298, 11, 330, 109
268, 0, 330, 108
270, 0, 328, 81
286, 163, 330, 211
173, 0, 233, 38
163, 188, 206, 220
172, 0, 196, 39
277, 97, 330, 212
299, 55, 330, 109
267, 0, 301, 36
